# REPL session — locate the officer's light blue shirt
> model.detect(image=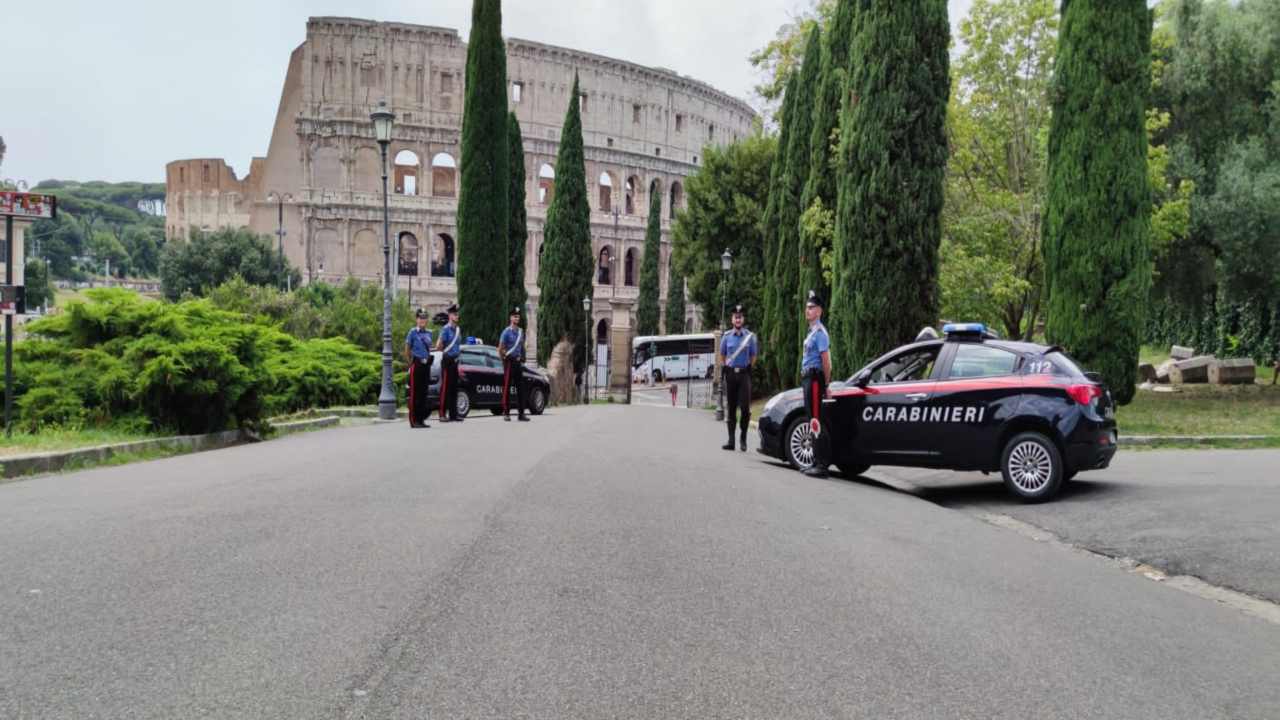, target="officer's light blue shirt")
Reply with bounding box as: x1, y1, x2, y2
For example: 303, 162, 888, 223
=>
802, 321, 829, 372
720, 328, 757, 369
440, 324, 462, 358
405, 327, 433, 360
499, 326, 525, 361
